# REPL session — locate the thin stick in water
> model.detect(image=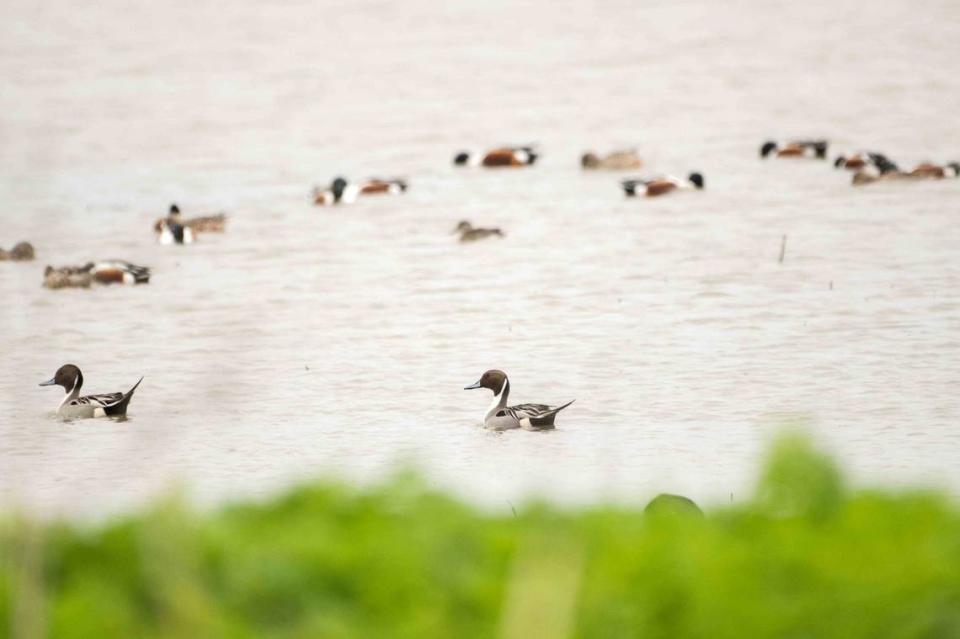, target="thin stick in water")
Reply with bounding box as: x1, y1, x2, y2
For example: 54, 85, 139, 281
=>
778, 234, 787, 264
